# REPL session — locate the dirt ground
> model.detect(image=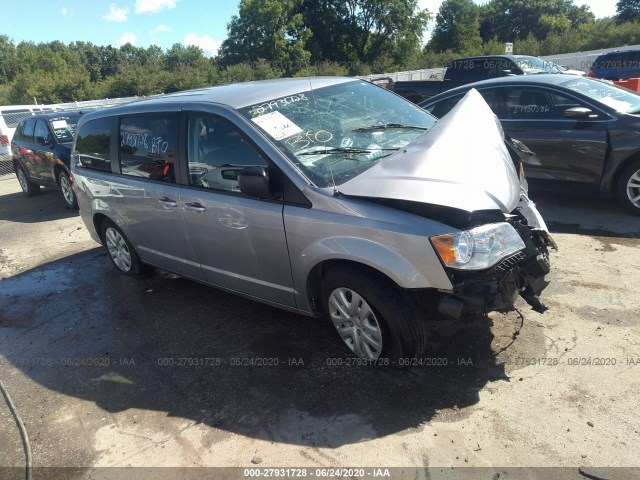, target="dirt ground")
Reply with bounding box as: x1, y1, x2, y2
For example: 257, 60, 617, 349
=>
0, 176, 638, 480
